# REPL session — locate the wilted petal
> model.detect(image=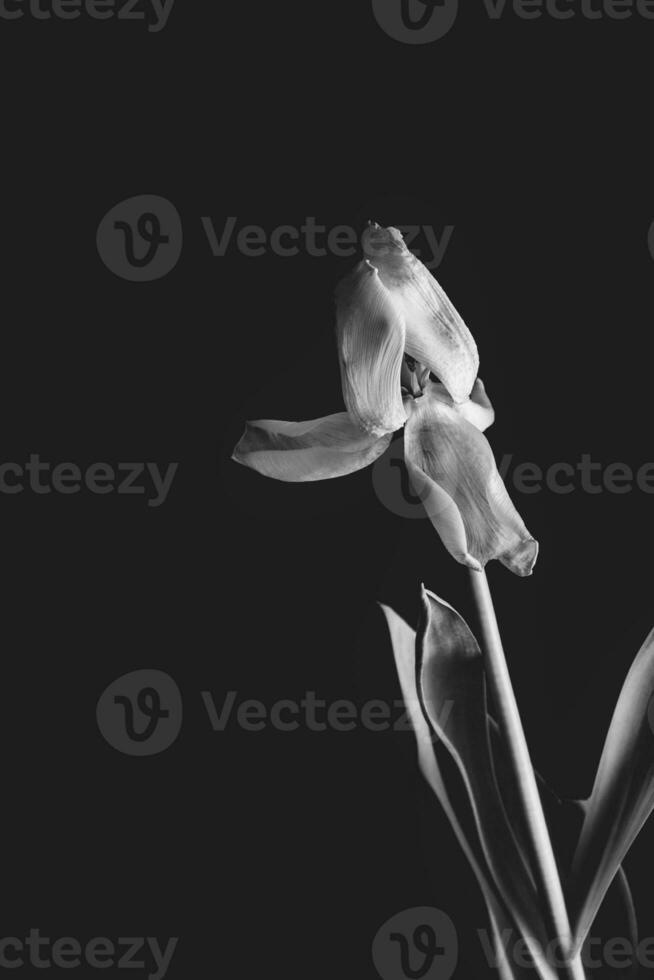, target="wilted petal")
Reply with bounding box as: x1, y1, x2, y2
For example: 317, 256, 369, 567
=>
336, 260, 408, 437
569, 627, 654, 948
429, 378, 495, 432
403, 385, 538, 575
363, 223, 479, 405
232, 413, 391, 482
